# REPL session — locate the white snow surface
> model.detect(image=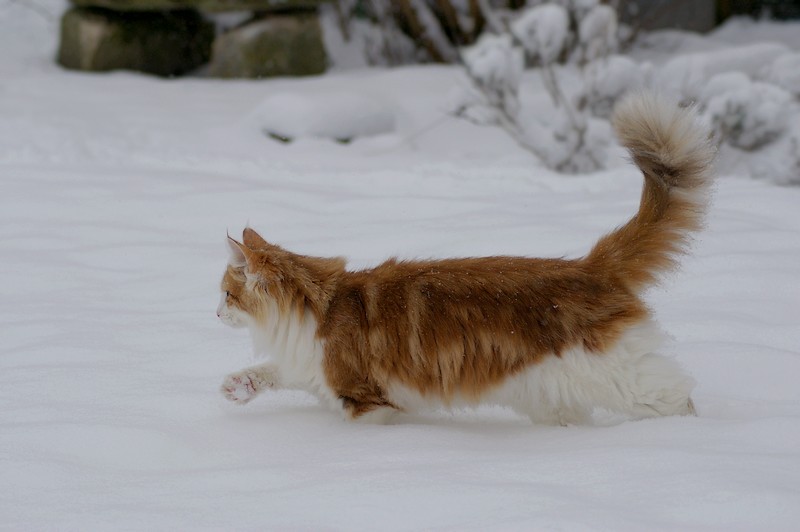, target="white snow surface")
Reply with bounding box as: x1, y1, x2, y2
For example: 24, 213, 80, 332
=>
2, 4, 800, 530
